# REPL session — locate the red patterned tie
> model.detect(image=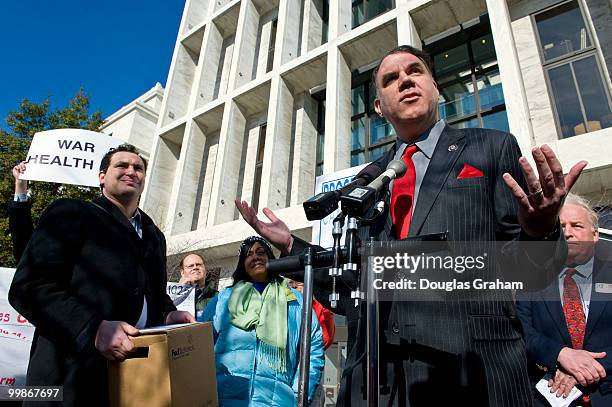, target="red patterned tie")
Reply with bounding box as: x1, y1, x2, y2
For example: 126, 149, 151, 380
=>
391, 145, 418, 239
562, 269, 586, 349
